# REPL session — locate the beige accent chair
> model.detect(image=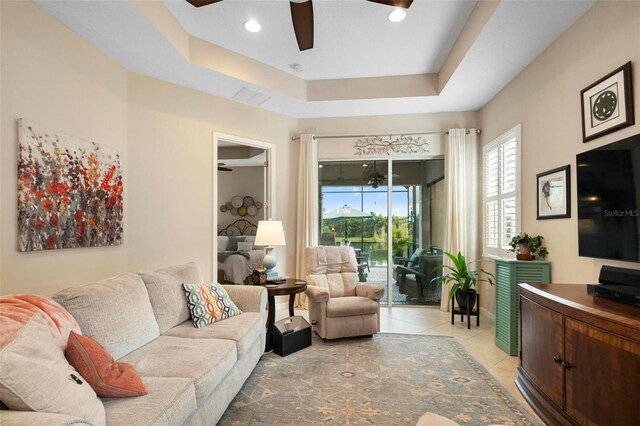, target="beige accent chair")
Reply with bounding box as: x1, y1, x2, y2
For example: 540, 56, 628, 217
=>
305, 246, 384, 339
